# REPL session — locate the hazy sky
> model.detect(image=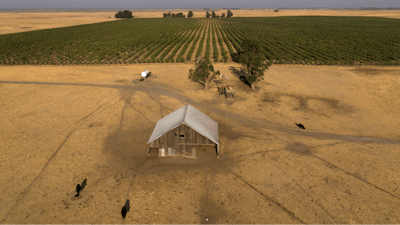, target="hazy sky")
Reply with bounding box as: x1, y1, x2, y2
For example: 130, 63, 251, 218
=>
1, 0, 399, 9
